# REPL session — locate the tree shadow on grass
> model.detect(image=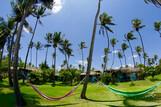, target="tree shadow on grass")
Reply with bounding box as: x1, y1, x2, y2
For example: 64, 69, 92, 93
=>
86, 97, 122, 102
0, 92, 16, 107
